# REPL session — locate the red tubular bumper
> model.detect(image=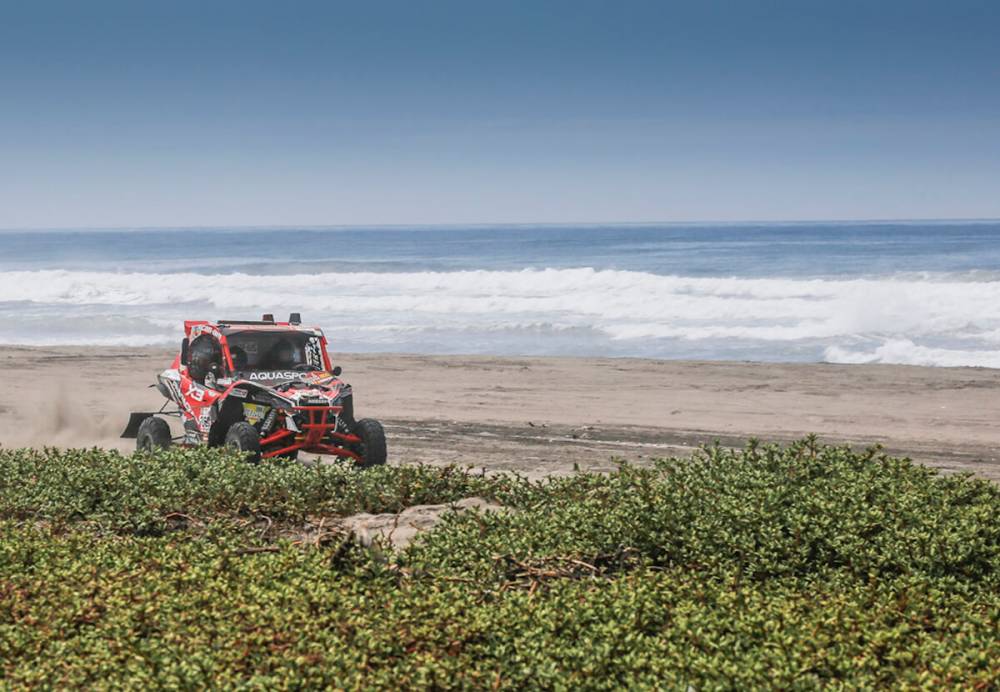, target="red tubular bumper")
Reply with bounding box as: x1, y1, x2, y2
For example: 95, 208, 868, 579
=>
260, 405, 362, 460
